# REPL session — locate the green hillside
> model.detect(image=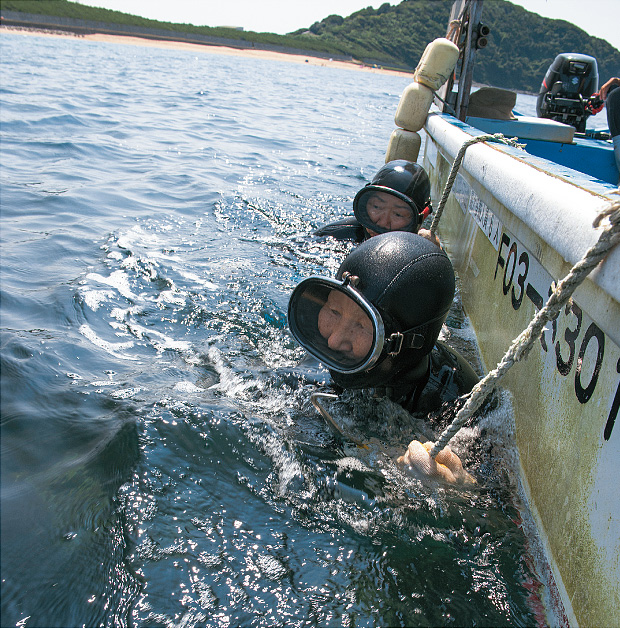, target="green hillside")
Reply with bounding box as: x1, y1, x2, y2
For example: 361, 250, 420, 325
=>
1, 0, 618, 92
300, 0, 619, 92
